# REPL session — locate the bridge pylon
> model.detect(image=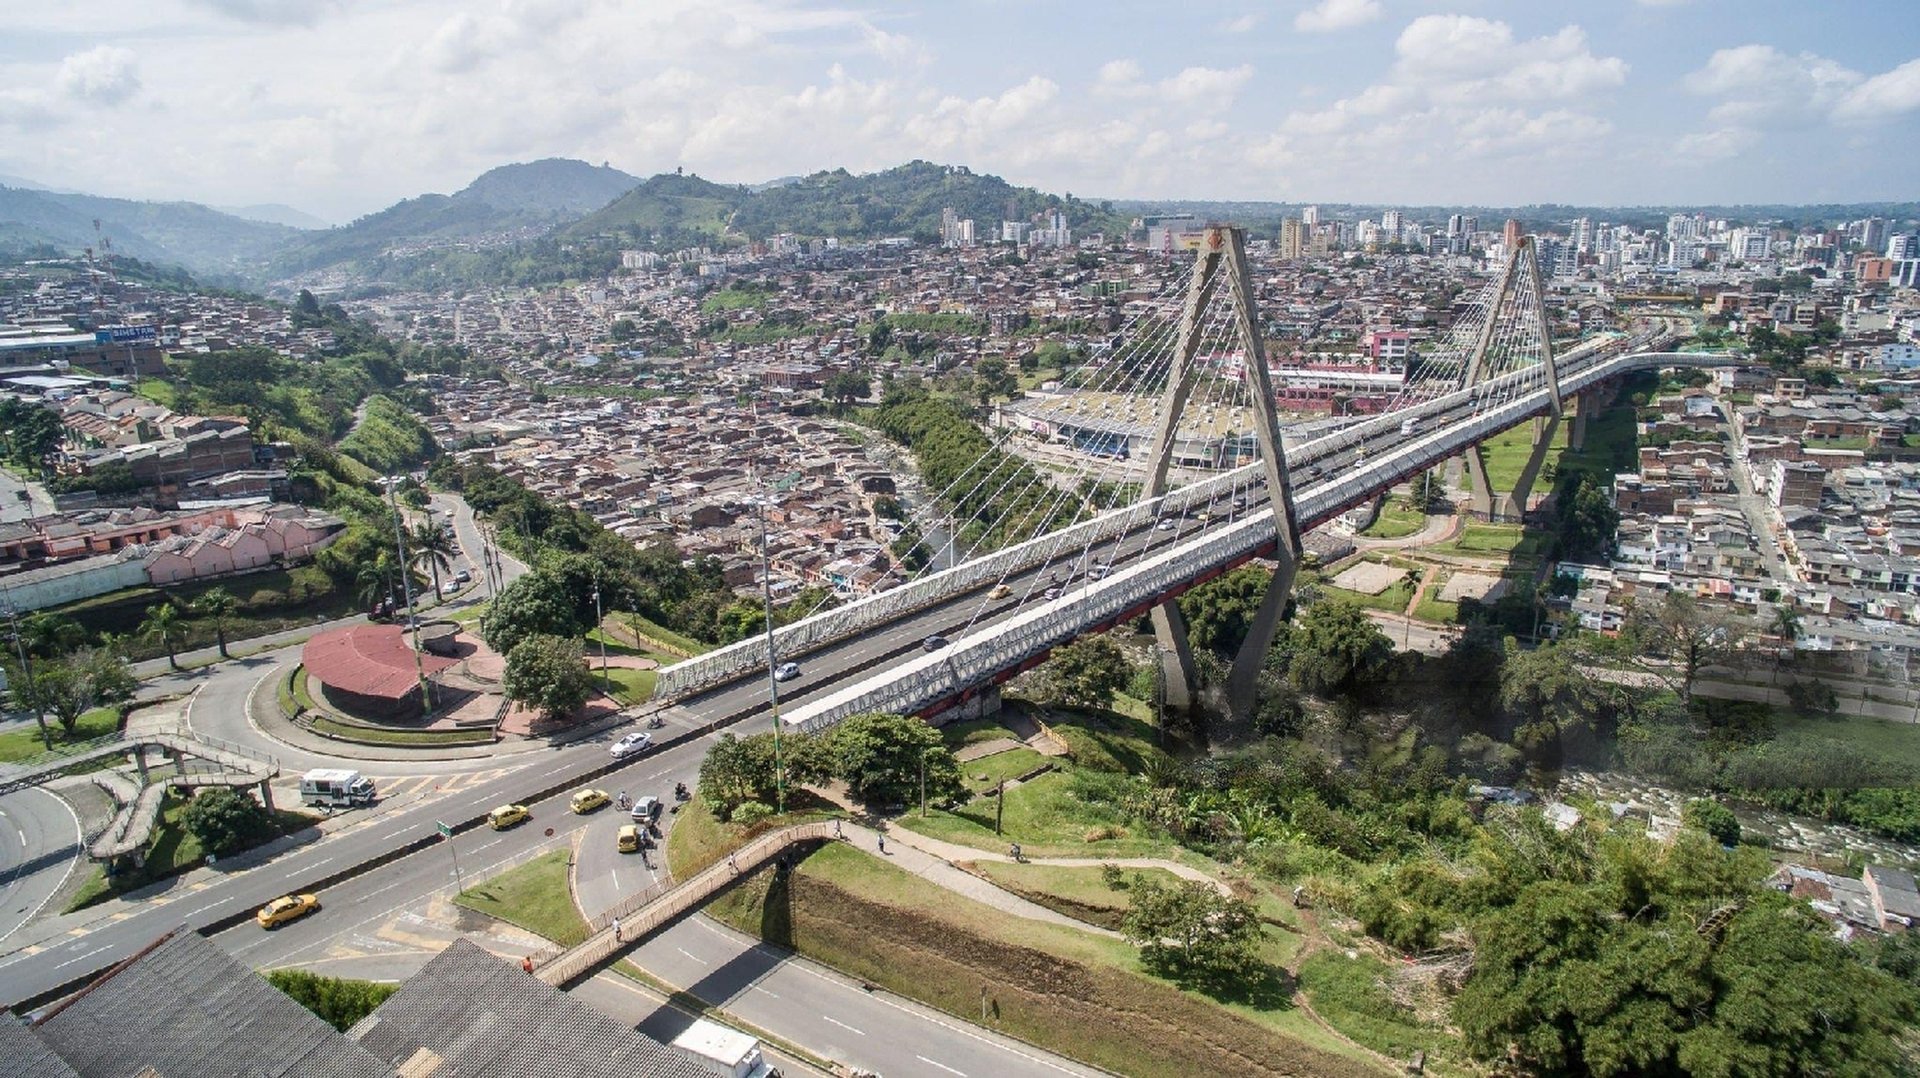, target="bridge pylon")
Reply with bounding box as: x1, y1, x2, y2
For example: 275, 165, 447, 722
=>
1460, 236, 1566, 522
1139, 226, 1302, 720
